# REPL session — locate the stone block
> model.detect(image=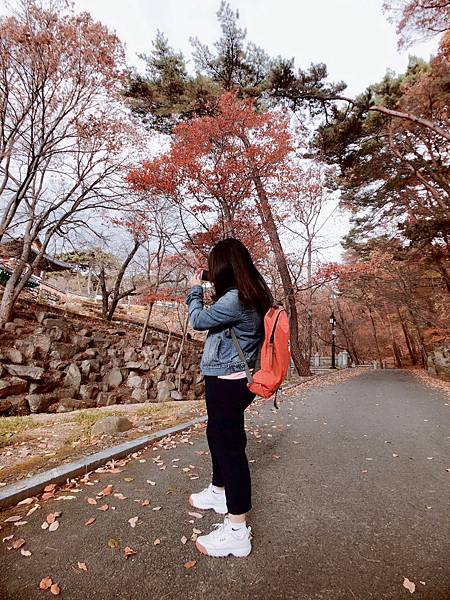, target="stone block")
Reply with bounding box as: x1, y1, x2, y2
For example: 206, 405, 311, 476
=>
91, 416, 133, 436
0, 377, 28, 398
